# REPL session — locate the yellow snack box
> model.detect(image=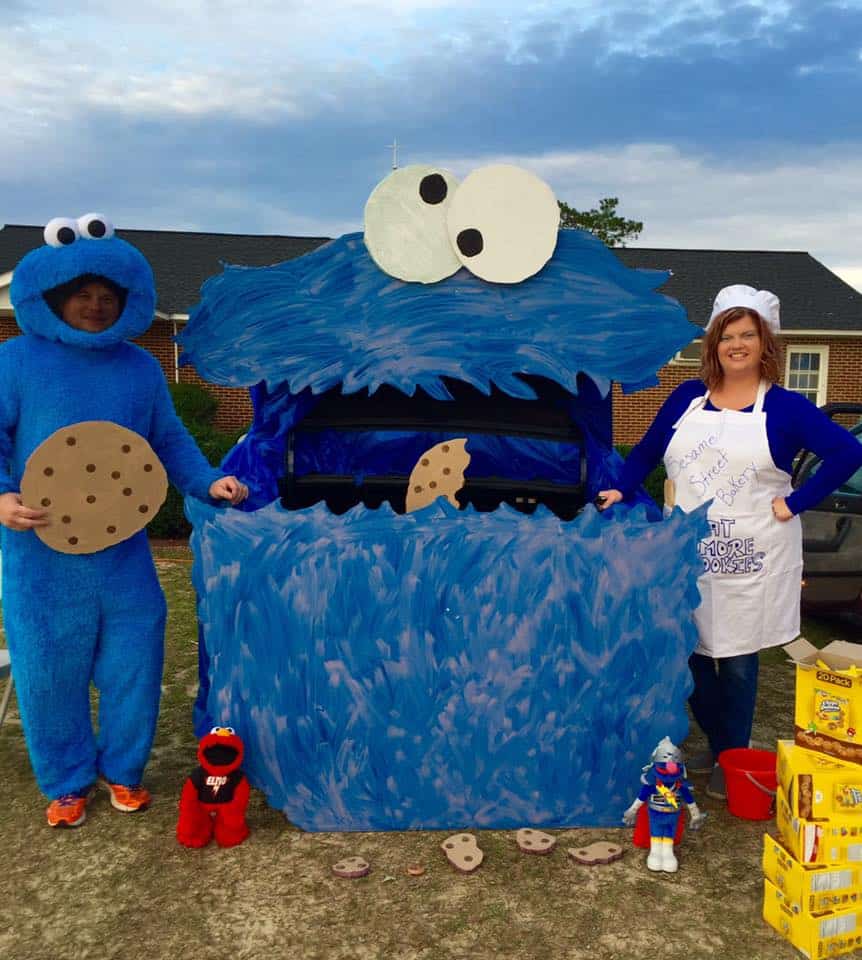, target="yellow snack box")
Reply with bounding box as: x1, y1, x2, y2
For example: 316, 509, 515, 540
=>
763, 878, 862, 959
762, 834, 862, 915
776, 784, 862, 865
777, 740, 862, 820
785, 639, 862, 766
